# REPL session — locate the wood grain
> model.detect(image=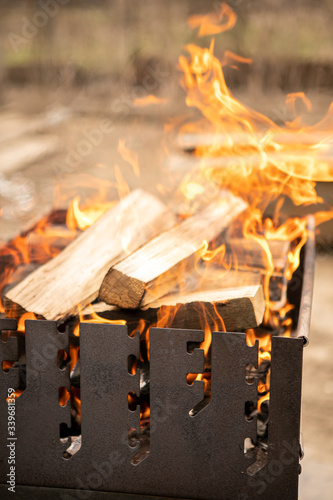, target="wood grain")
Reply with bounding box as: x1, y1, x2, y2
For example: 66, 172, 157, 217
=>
99, 191, 247, 309
4, 189, 176, 321
144, 284, 265, 331
84, 282, 264, 332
